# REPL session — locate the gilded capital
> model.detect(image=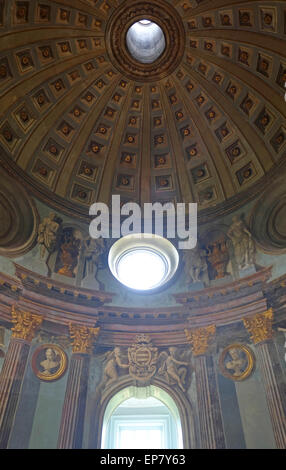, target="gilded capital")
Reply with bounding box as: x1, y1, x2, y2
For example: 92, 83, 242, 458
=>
185, 325, 216, 356
11, 305, 43, 342
69, 323, 100, 354
243, 309, 273, 344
